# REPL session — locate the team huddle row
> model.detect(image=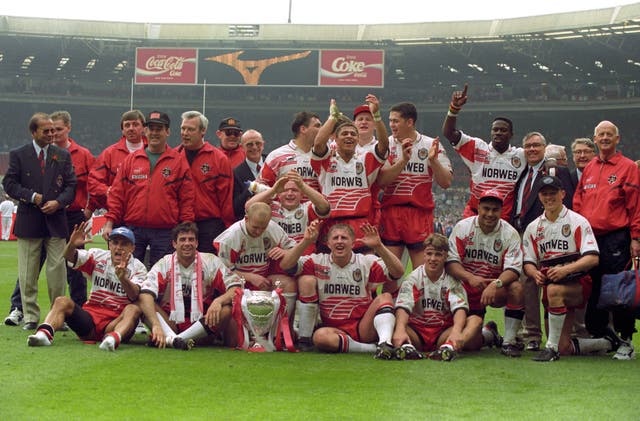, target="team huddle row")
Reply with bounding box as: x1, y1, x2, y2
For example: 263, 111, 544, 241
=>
10, 84, 640, 362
